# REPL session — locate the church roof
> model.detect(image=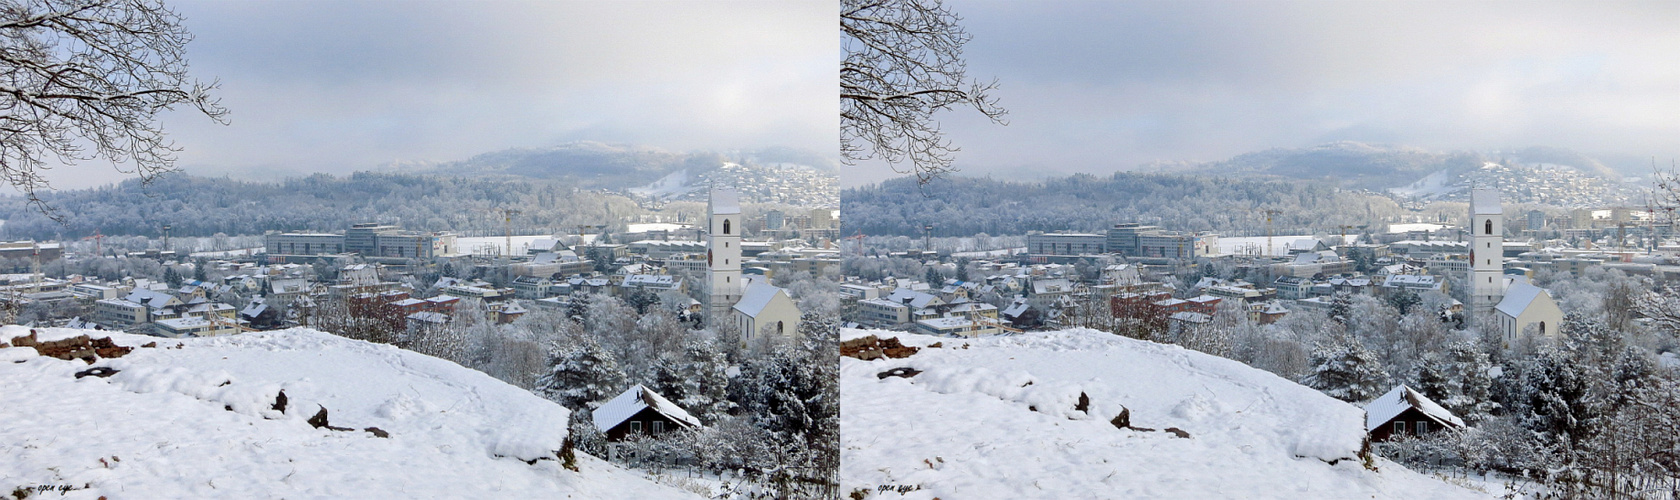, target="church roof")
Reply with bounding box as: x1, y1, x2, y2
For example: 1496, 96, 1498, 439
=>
1495, 280, 1549, 318
709, 188, 740, 215
733, 282, 788, 317
1471, 188, 1502, 216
